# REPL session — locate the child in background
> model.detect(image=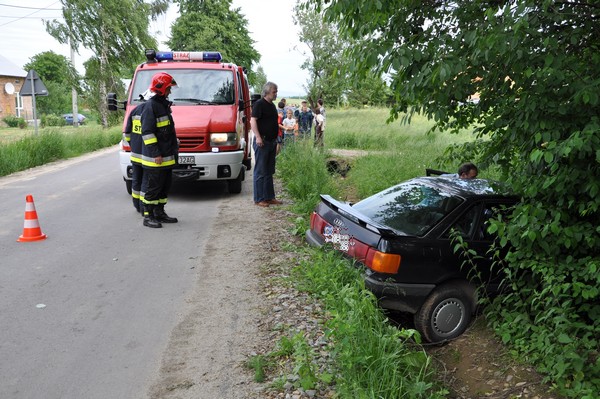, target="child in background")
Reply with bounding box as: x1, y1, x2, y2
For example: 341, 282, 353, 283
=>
282, 109, 297, 145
